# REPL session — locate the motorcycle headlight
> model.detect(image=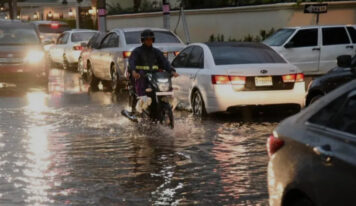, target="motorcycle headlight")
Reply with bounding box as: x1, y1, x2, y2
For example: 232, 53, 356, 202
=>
25, 50, 45, 64
158, 82, 170, 92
